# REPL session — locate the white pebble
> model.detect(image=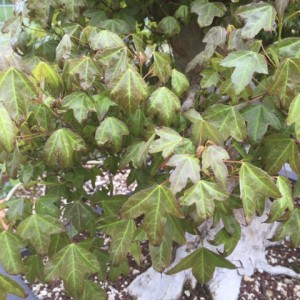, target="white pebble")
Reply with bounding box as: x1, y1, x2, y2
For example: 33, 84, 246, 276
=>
40, 290, 48, 296
184, 290, 191, 297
